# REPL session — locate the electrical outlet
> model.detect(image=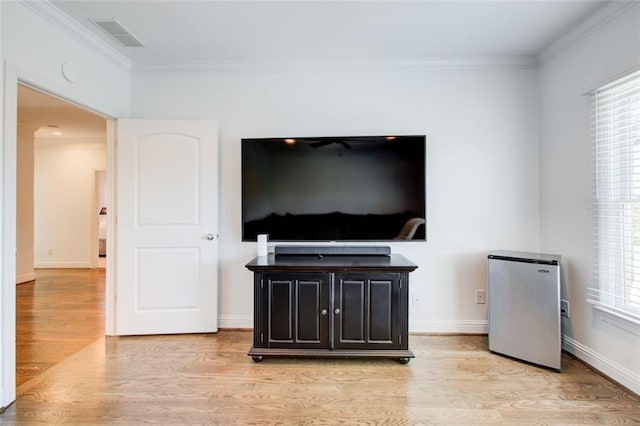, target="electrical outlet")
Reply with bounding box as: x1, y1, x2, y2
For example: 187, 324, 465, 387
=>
47, 248, 53, 256
560, 299, 570, 318
475, 289, 486, 304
